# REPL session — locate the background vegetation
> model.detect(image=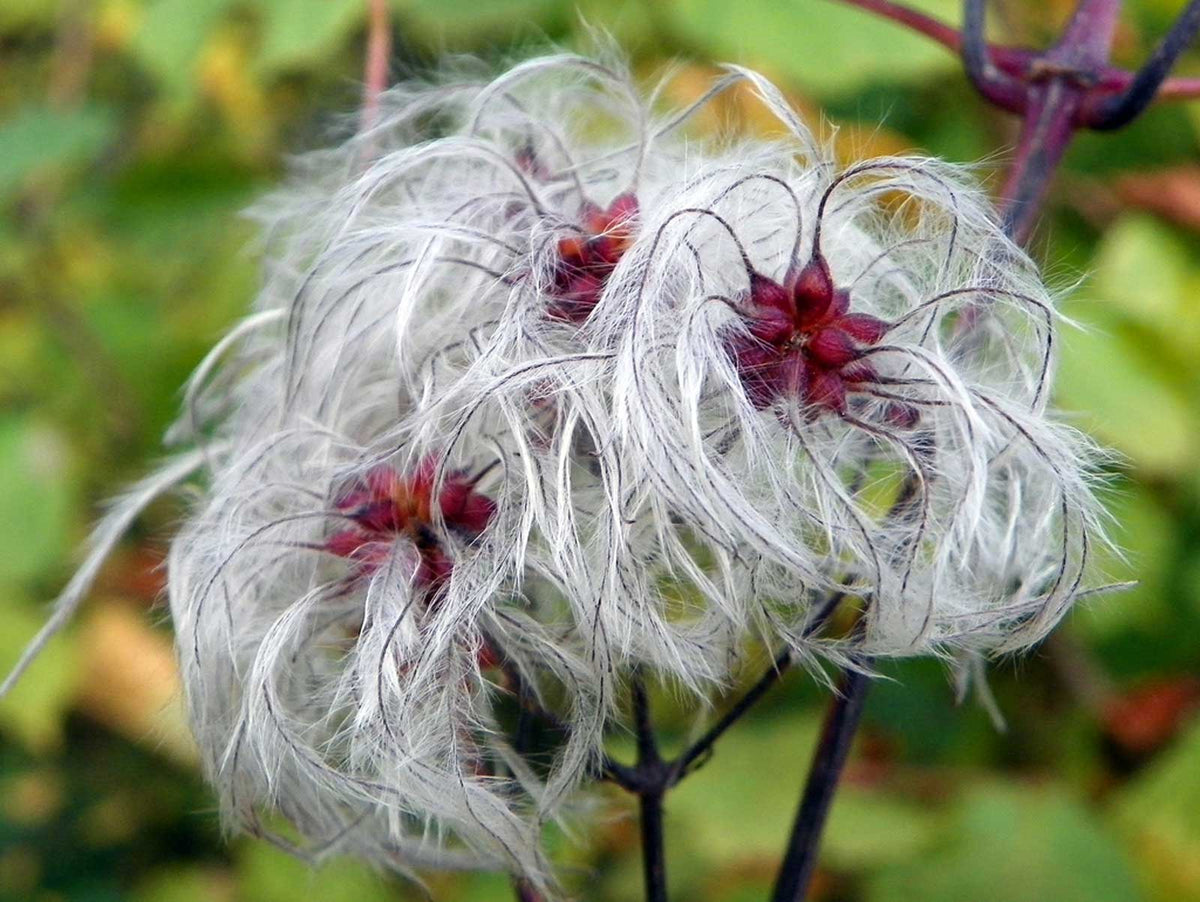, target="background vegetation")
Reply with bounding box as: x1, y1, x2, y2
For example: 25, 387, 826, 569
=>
2, 0, 1200, 899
